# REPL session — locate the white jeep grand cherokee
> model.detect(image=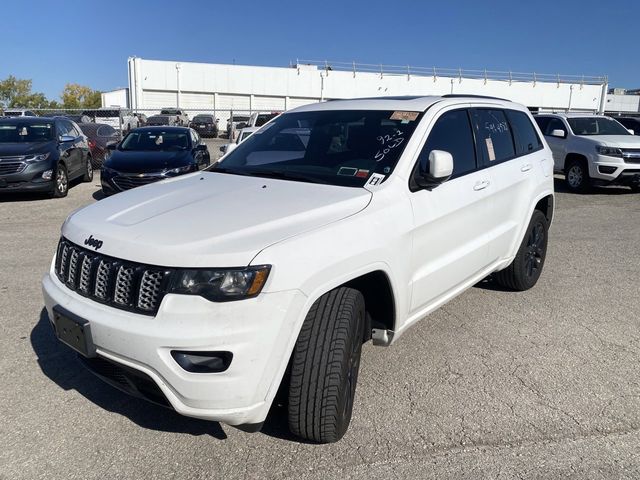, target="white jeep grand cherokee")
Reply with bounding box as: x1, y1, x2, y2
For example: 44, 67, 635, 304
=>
534, 113, 640, 193
42, 95, 554, 443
